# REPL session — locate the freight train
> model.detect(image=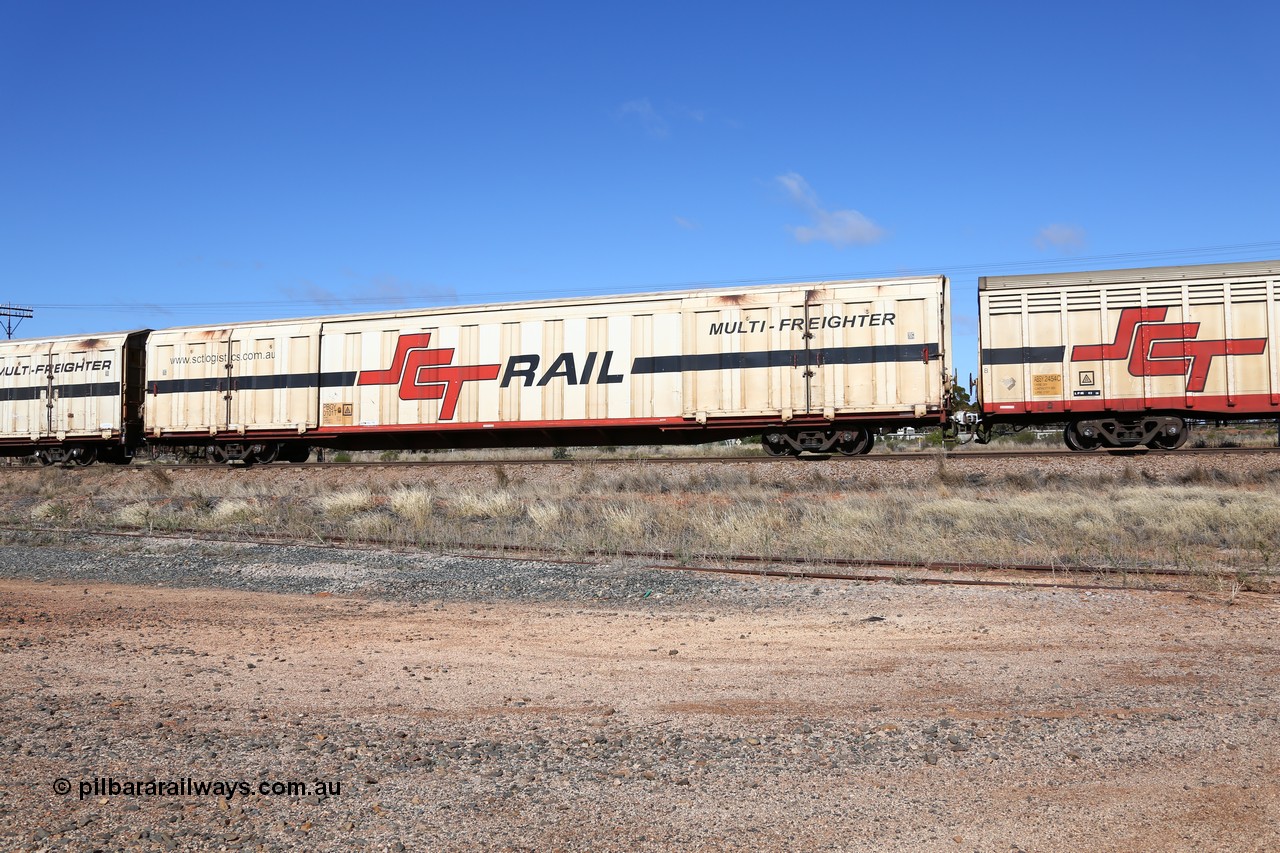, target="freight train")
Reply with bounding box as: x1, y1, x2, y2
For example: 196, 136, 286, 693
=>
1, 259, 1276, 464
